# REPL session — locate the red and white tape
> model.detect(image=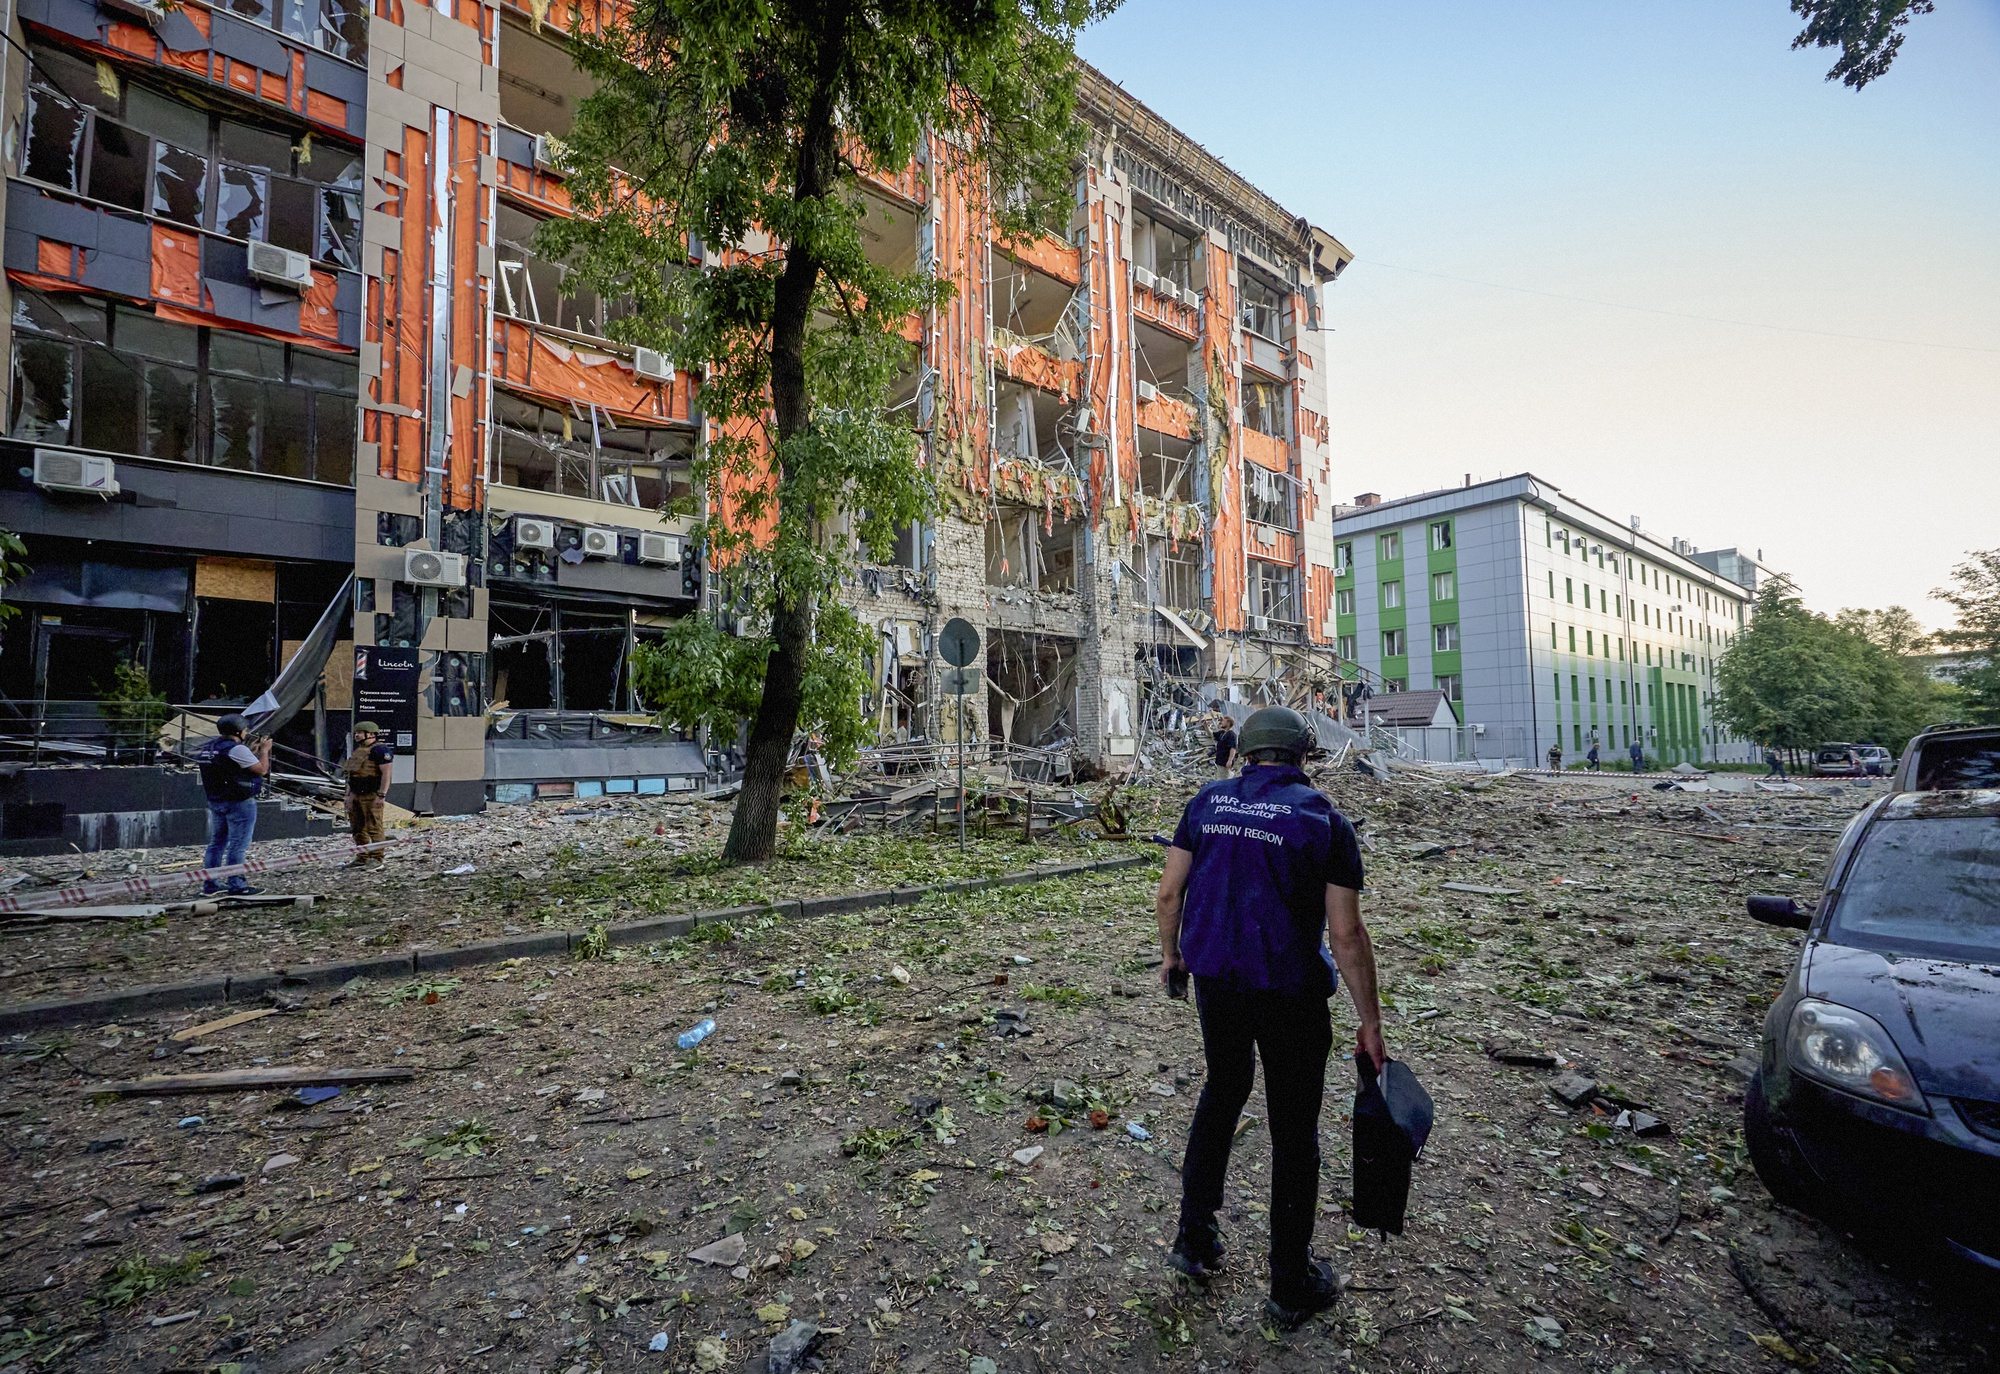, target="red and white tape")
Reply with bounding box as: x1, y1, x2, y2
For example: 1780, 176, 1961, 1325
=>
0, 837, 407, 914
